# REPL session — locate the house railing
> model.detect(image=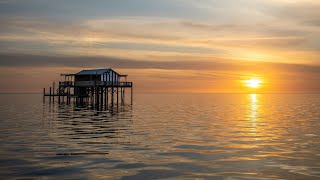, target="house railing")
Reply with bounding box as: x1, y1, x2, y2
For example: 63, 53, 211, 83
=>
60, 81, 74, 87
73, 81, 132, 86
